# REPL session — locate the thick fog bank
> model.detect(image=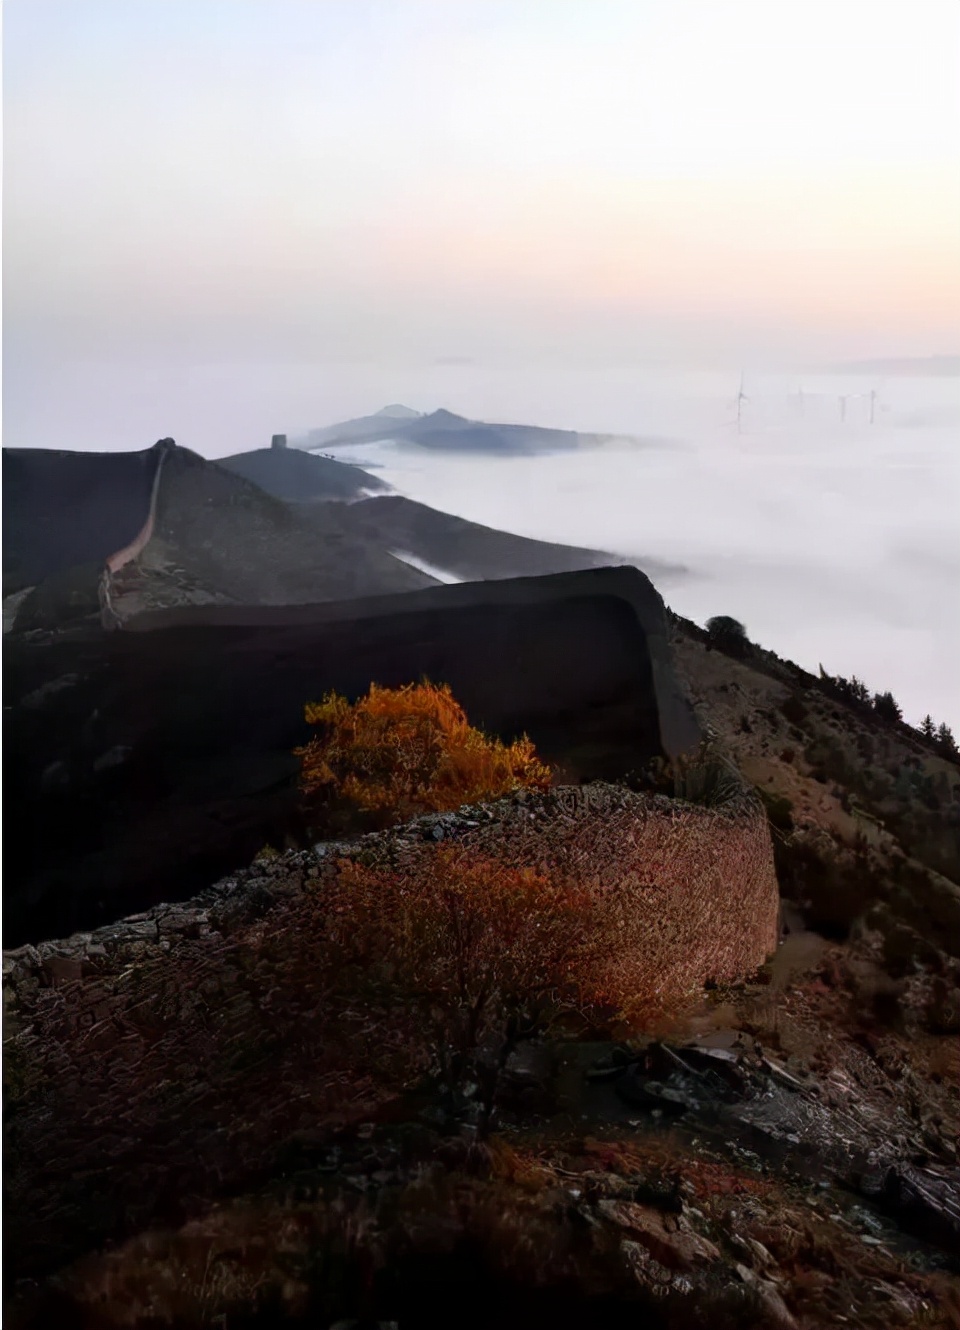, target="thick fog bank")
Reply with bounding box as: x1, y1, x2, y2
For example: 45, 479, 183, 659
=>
309, 372, 959, 731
